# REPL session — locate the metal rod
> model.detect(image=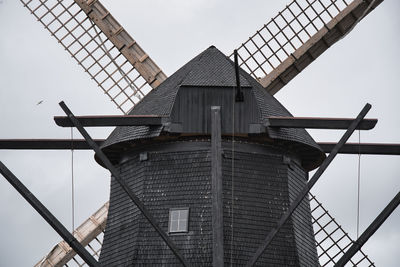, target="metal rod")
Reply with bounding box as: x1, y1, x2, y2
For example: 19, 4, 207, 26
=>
267, 117, 377, 130
58, 101, 190, 267
246, 103, 372, 266
211, 106, 224, 266
0, 162, 100, 267
234, 50, 244, 102
334, 190, 400, 267
54, 115, 166, 127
